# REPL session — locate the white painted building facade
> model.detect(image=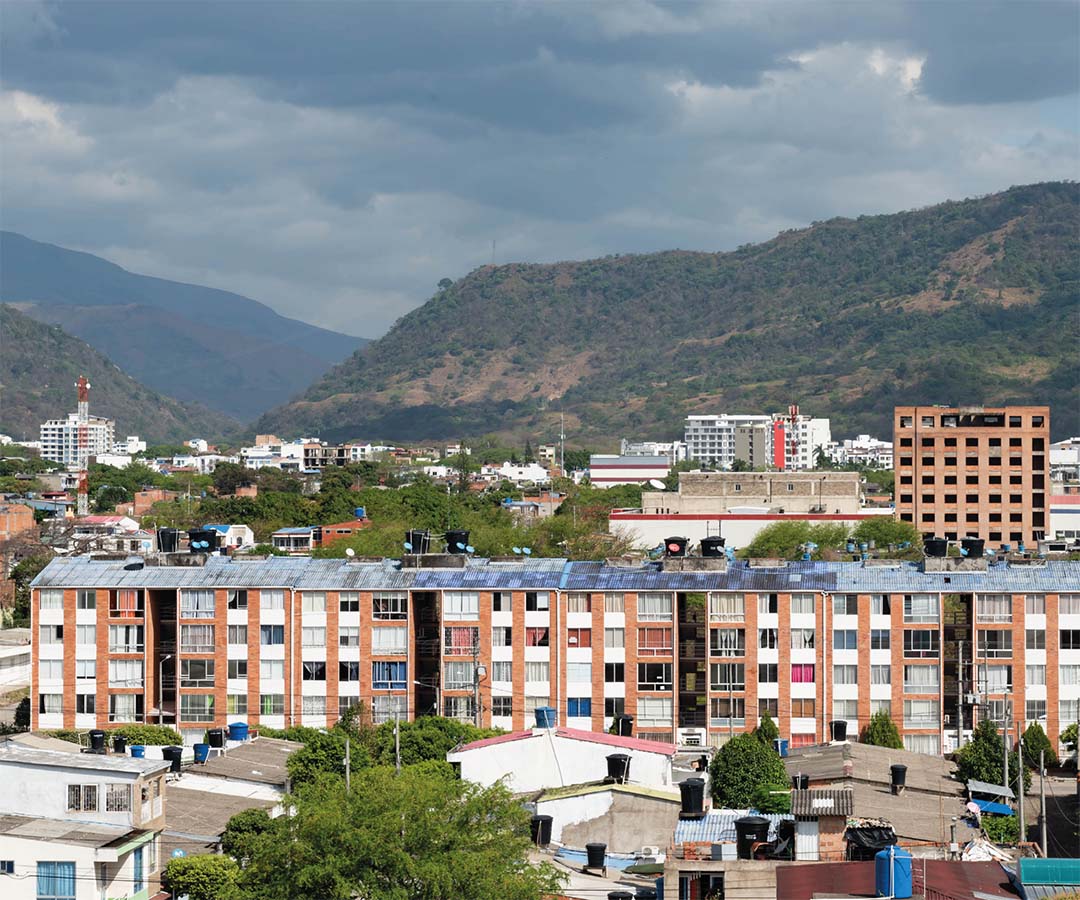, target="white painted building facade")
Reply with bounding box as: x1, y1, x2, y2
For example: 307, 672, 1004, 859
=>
684, 415, 772, 468
40, 414, 115, 467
